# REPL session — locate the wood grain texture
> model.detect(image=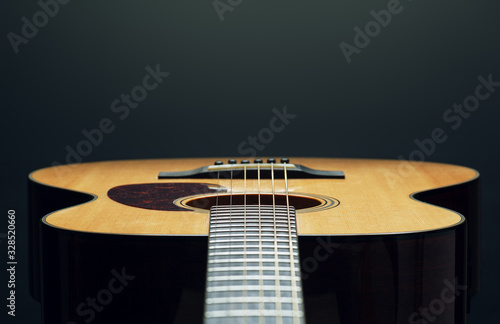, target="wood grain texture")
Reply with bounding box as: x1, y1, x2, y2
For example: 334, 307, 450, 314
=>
30, 158, 478, 235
